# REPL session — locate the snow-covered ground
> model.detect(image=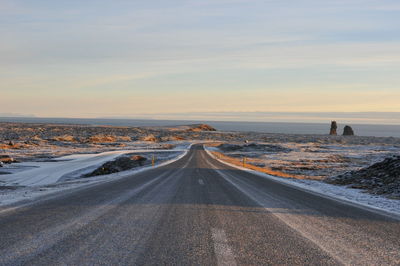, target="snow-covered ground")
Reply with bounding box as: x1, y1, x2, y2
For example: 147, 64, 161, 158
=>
2, 150, 153, 186
0, 143, 192, 207
205, 147, 400, 216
